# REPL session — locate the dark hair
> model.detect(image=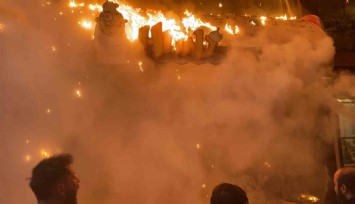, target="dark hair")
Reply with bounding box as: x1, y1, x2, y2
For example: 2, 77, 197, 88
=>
211, 183, 249, 204
338, 171, 355, 194
30, 153, 73, 200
